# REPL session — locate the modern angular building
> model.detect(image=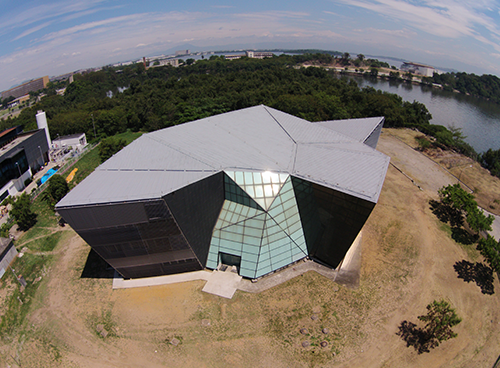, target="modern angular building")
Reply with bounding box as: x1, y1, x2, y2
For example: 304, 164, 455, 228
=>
56, 106, 390, 279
